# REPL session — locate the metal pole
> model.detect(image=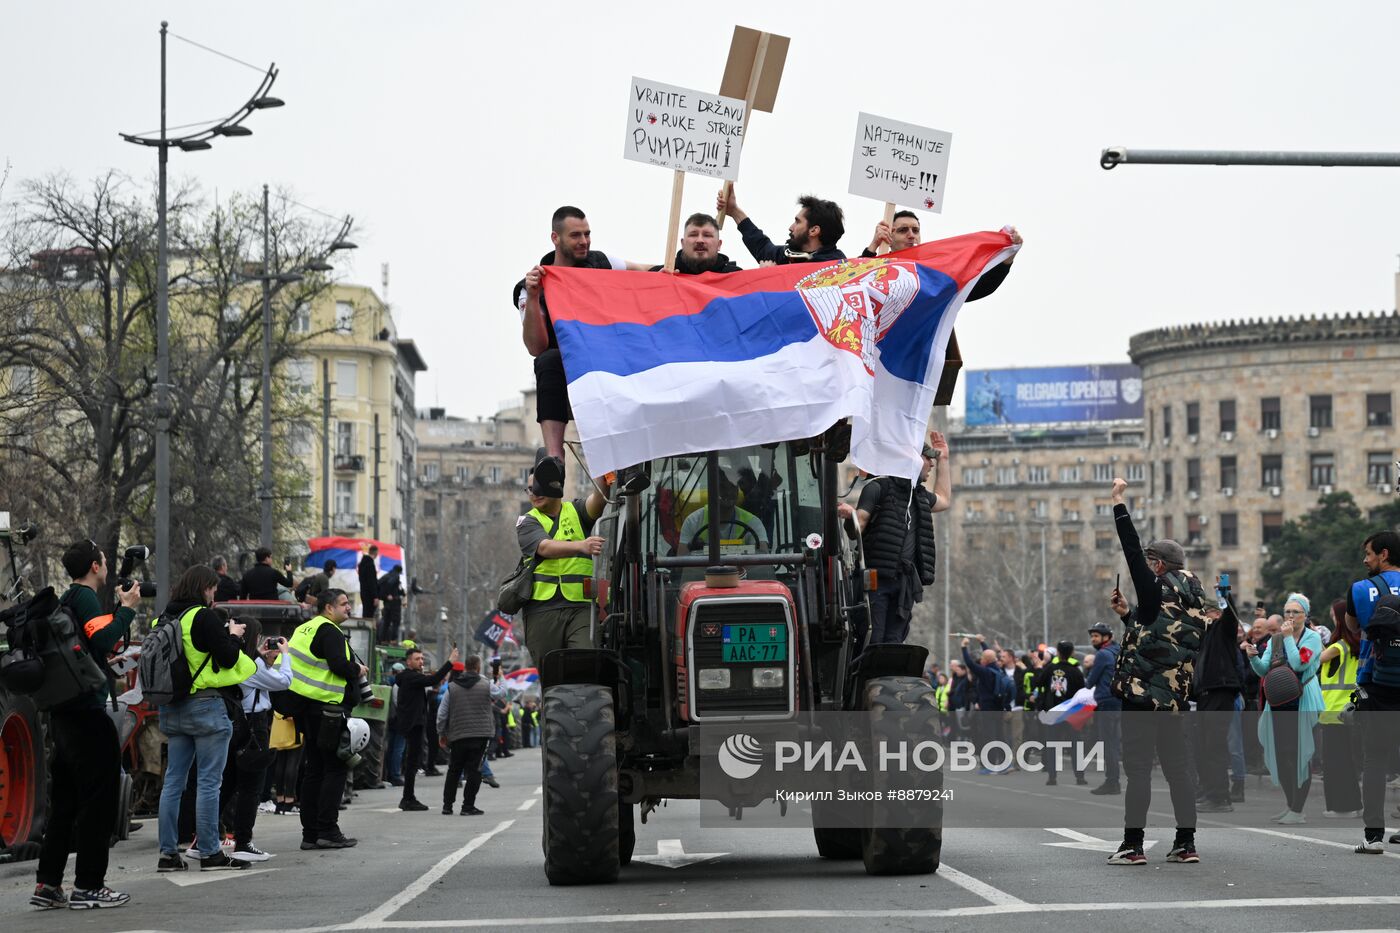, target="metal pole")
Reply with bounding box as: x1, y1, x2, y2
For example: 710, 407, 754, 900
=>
154, 20, 171, 613
259, 183, 274, 550
321, 358, 331, 535
1100, 147, 1400, 170
461, 528, 470, 650
373, 413, 382, 539
941, 514, 950, 671
1040, 524, 1048, 647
